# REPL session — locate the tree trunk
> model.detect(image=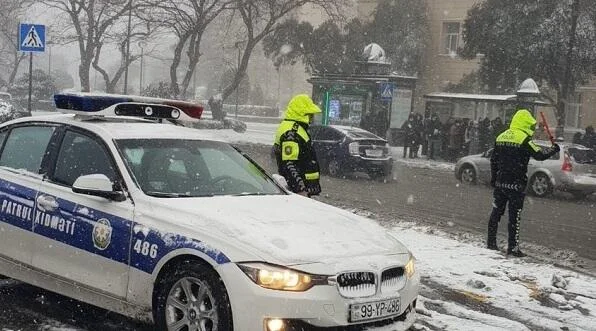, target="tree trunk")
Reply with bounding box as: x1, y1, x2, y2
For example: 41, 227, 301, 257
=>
220, 41, 255, 103
169, 32, 191, 98
8, 53, 25, 86
79, 61, 91, 92
180, 58, 198, 98
557, 0, 580, 137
